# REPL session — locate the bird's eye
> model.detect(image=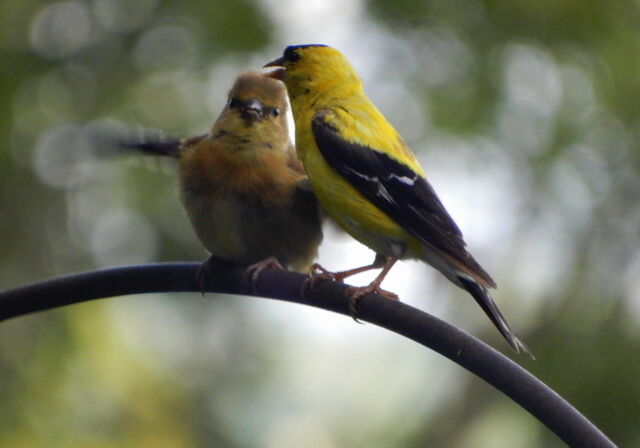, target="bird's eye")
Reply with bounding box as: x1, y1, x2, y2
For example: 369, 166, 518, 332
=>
228, 98, 240, 109
271, 107, 280, 117
284, 47, 300, 62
